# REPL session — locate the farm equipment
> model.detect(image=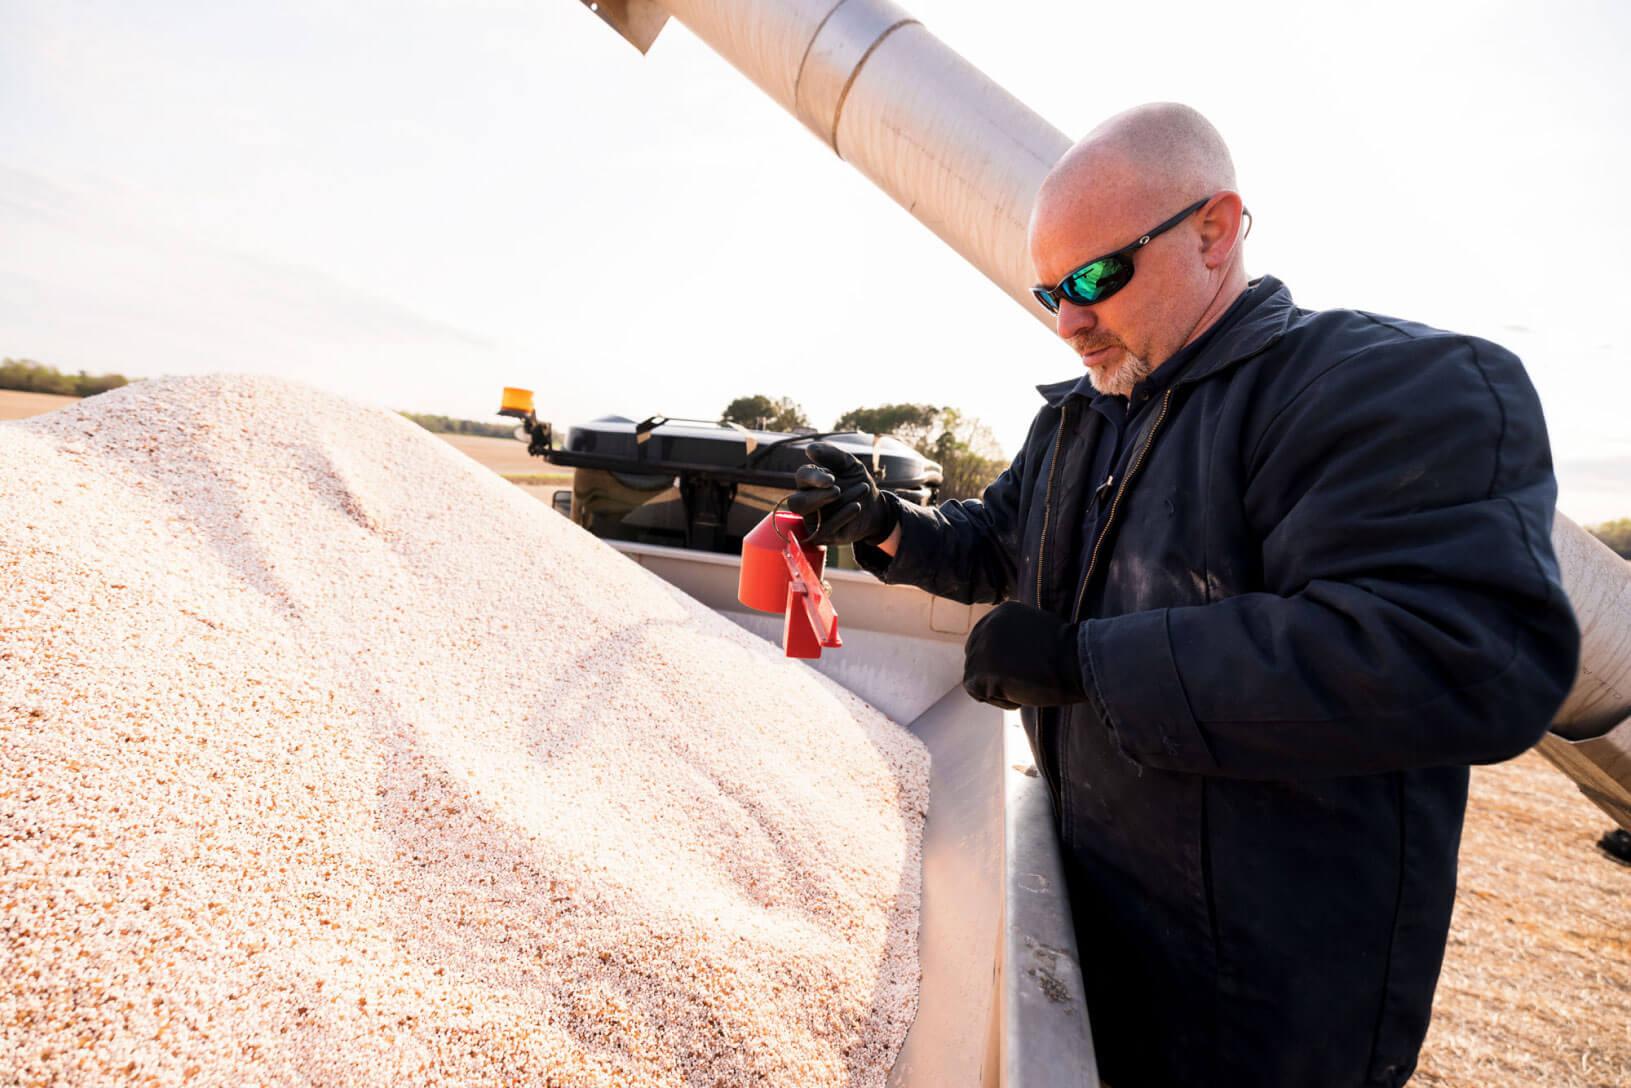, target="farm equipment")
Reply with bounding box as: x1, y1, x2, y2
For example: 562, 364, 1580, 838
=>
498, 385, 938, 555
